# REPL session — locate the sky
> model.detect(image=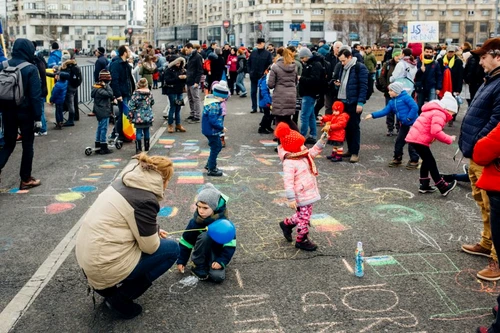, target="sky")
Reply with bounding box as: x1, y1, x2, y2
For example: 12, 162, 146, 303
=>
136, 0, 144, 21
